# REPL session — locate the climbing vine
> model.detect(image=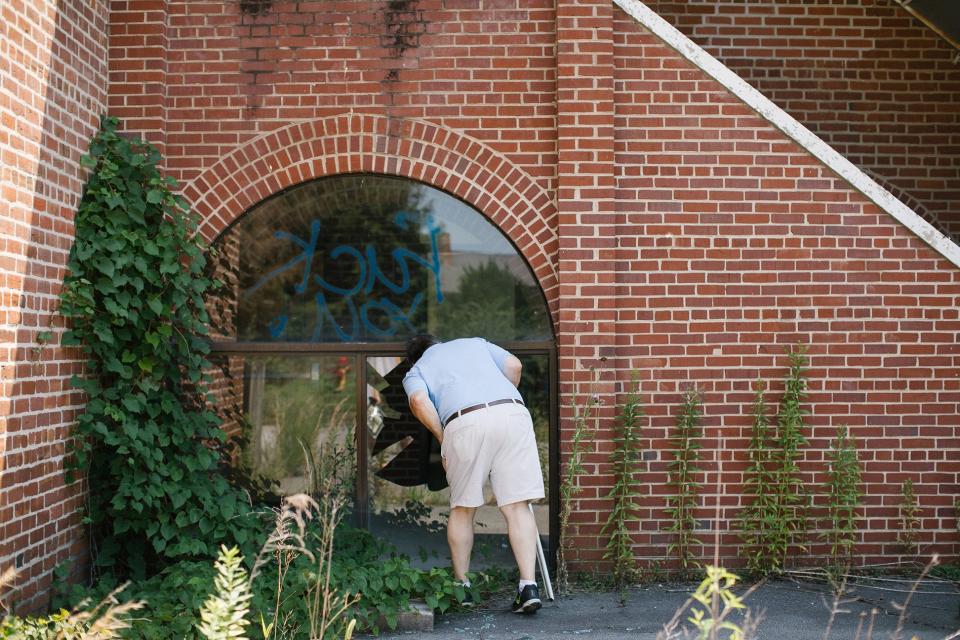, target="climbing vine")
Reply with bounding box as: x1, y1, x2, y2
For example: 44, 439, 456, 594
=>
61, 116, 252, 576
